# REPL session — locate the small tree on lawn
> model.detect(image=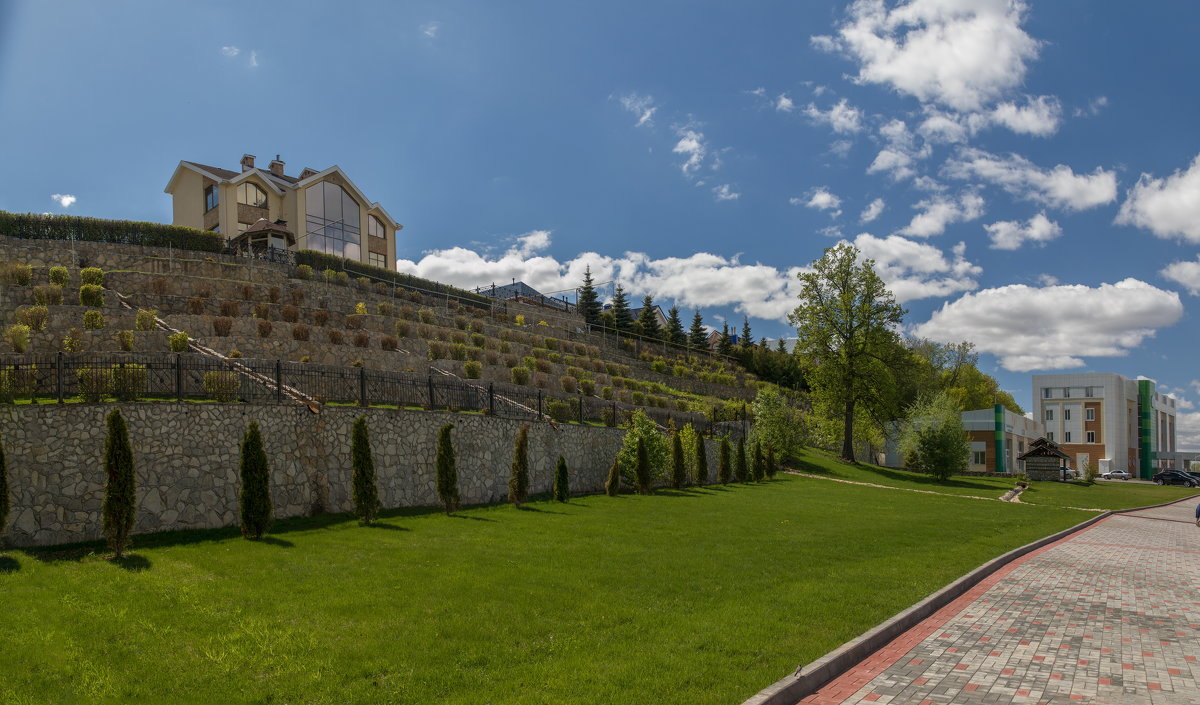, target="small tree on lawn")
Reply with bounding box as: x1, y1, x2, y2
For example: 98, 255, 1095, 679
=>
436, 423, 460, 513
693, 433, 709, 485
750, 439, 763, 481
898, 390, 969, 481
766, 445, 778, 479
735, 437, 748, 482
509, 424, 530, 507
554, 456, 570, 502
351, 415, 381, 525
604, 456, 621, 496
718, 436, 732, 484
671, 431, 687, 489
102, 408, 136, 558
635, 437, 652, 495
239, 420, 272, 539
